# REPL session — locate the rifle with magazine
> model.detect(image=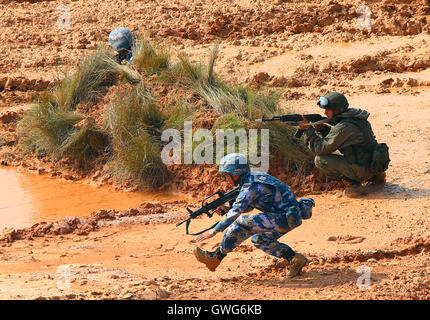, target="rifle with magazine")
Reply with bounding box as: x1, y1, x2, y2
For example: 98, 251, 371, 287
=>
255, 114, 330, 138
176, 186, 241, 236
